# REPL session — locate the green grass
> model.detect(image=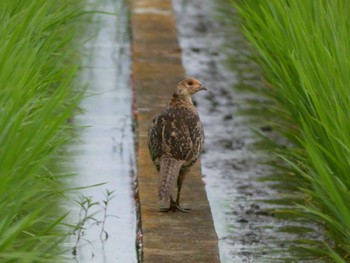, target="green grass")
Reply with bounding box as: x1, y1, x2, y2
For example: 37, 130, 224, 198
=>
233, 0, 350, 261
0, 0, 87, 261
